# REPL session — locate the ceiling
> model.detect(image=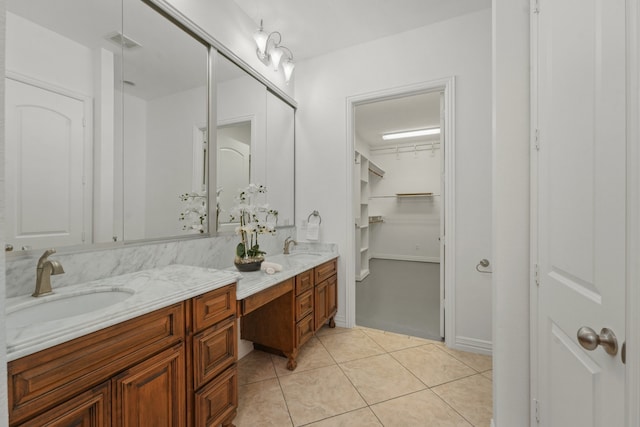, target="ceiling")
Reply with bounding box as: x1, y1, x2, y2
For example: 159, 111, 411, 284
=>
355, 92, 442, 149
232, 0, 488, 147
232, 0, 491, 61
